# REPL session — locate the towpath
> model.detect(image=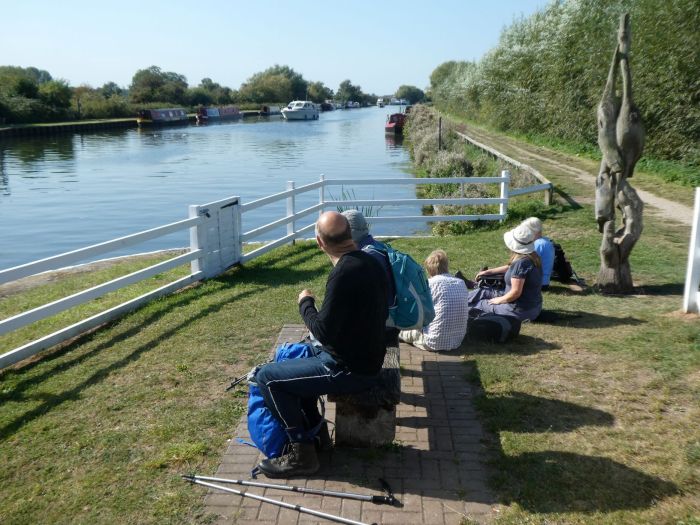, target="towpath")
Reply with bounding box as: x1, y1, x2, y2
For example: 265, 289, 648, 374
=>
458, 123, 693, 226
